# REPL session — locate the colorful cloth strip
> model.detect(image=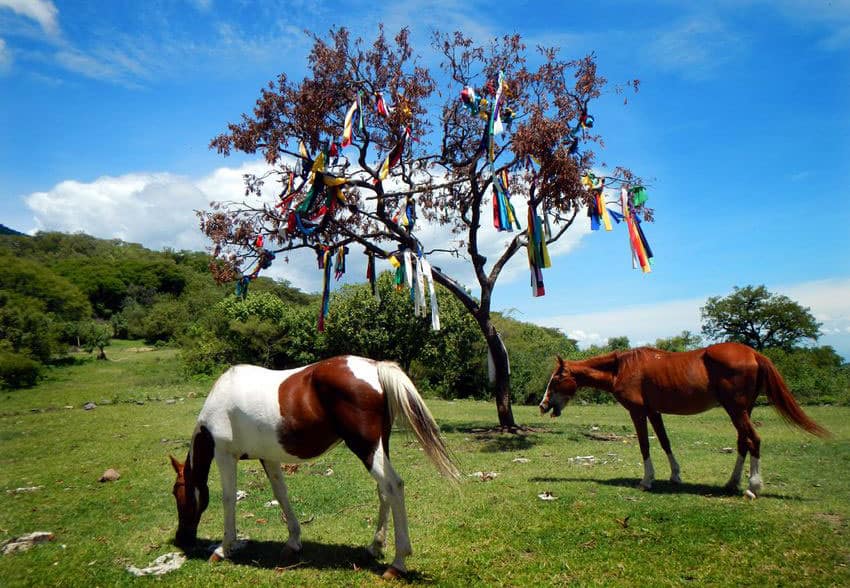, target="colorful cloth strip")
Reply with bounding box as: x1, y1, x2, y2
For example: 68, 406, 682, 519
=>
365, 250, 380, 302
341, 99, 358, 147
621, 186, 653, 272
378, 127, 410, 181
527, 202, 551, 297
318, 248, 333, 331
334, 246, 348, 280
492, 169, 520, 231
